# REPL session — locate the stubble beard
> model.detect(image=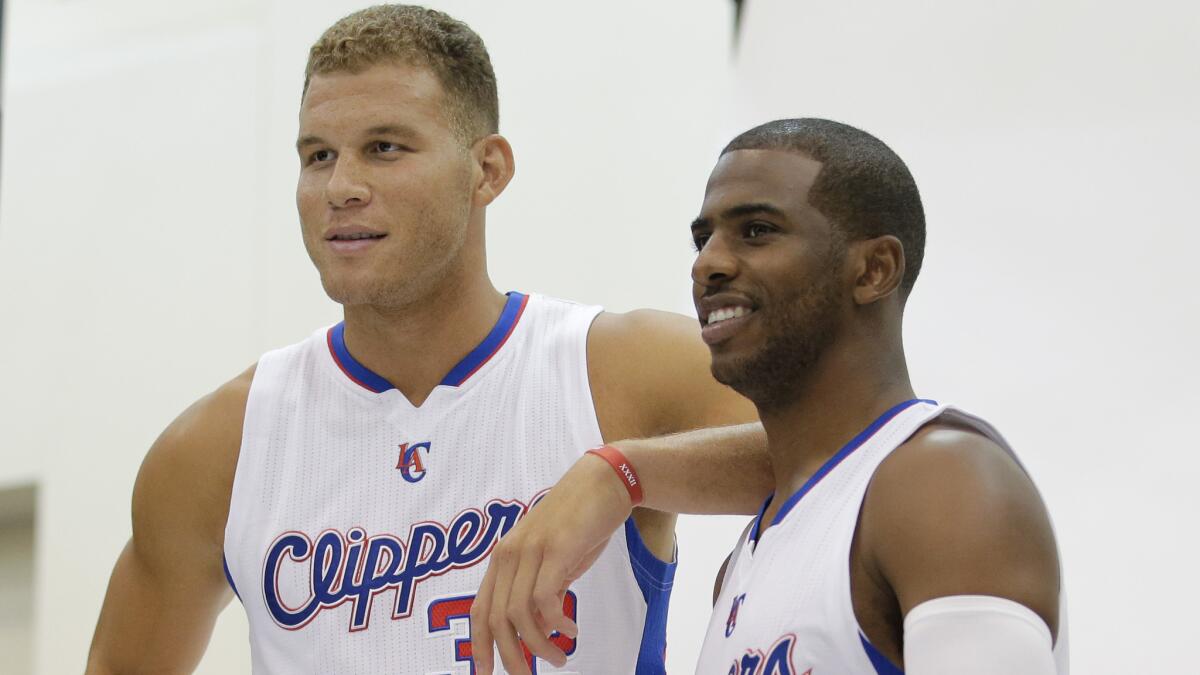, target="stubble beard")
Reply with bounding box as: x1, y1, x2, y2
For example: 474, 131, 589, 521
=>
711, 257, 845, 414
316, 191, 474, 311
